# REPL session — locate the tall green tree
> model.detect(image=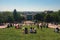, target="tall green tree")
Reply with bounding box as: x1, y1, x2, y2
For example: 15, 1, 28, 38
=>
13, 9, 18, 22
13, 9, 25, 22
